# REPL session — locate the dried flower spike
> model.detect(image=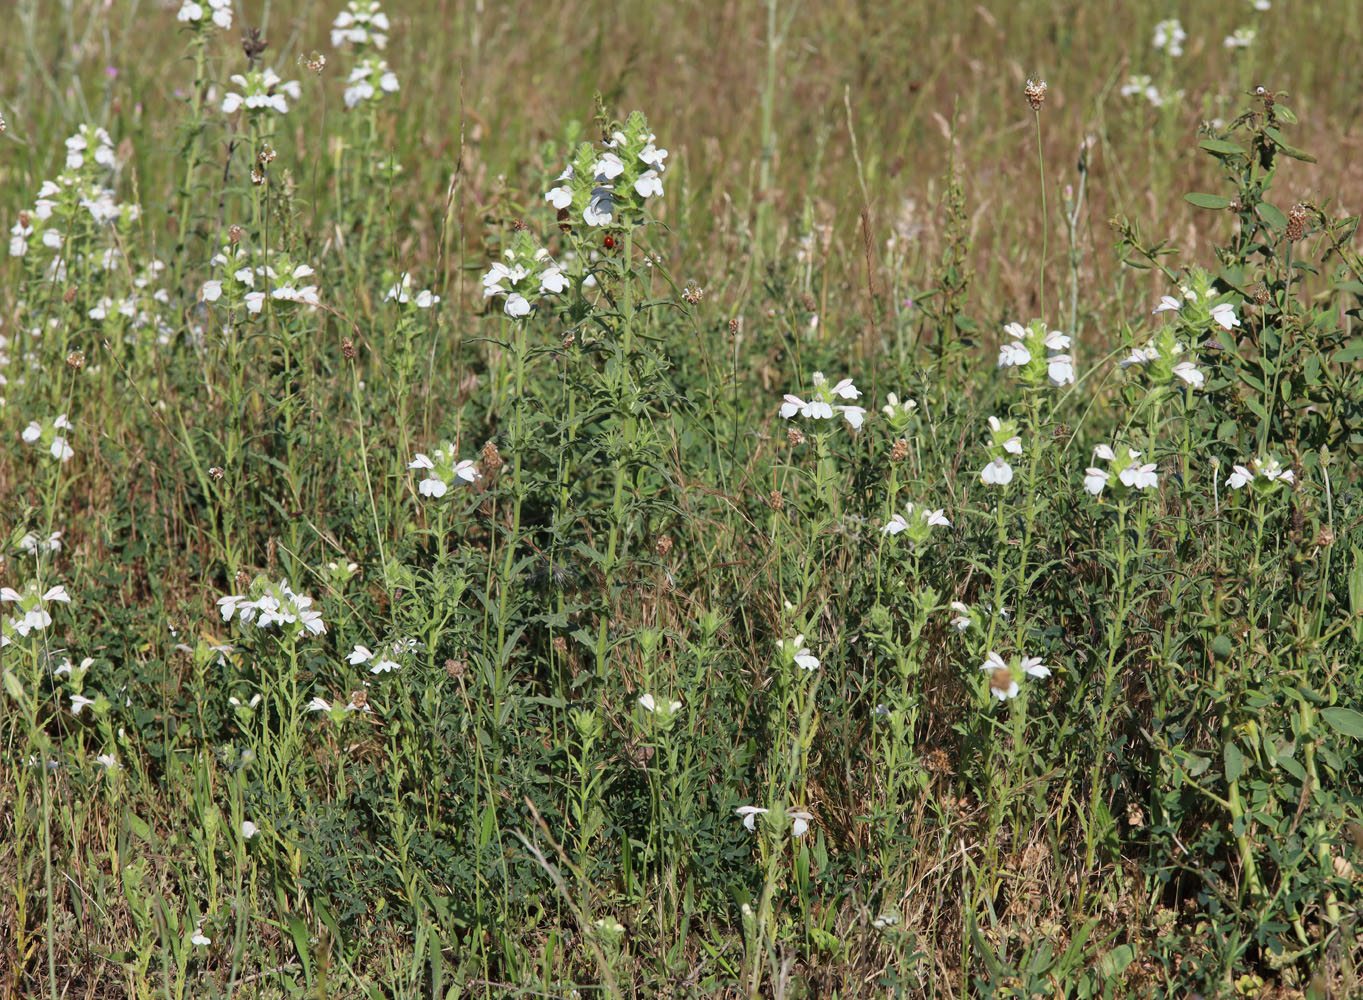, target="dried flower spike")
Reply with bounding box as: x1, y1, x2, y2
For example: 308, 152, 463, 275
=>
1025, 78, 1048, 111
1286, 203, 1308, 242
